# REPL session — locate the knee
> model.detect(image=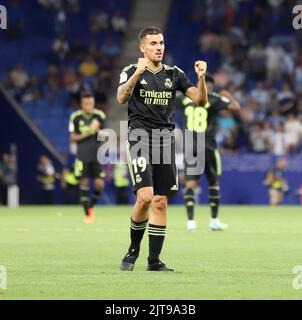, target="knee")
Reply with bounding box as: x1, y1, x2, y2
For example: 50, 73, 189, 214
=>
152, 196, 167, 212
186, 180, 198, 189
94, 178, 104, 190
80, 178, 89, 186
137, 189, 153, 209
